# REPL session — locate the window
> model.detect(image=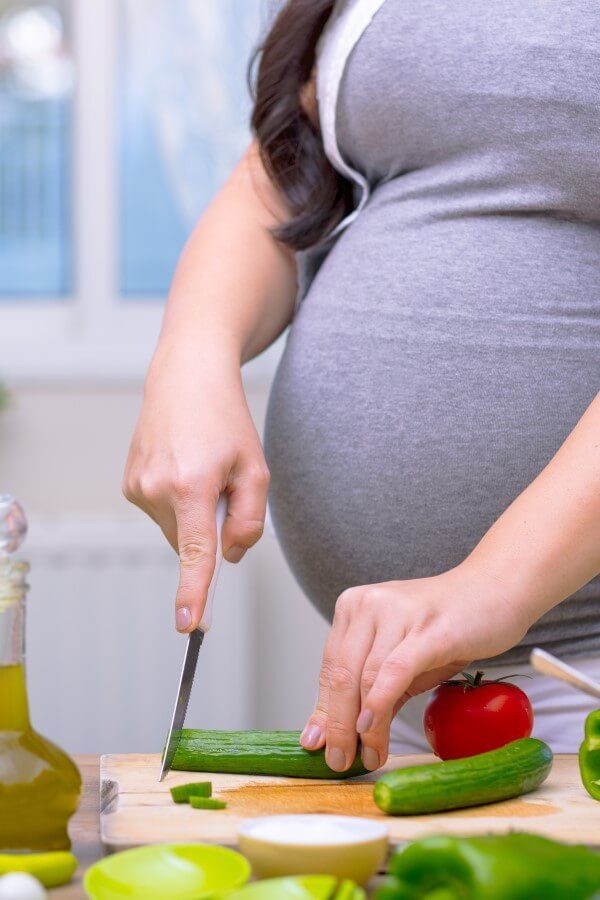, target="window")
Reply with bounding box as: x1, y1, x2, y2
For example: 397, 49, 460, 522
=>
0, 0, 269, 380
0, 0, 72, 296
